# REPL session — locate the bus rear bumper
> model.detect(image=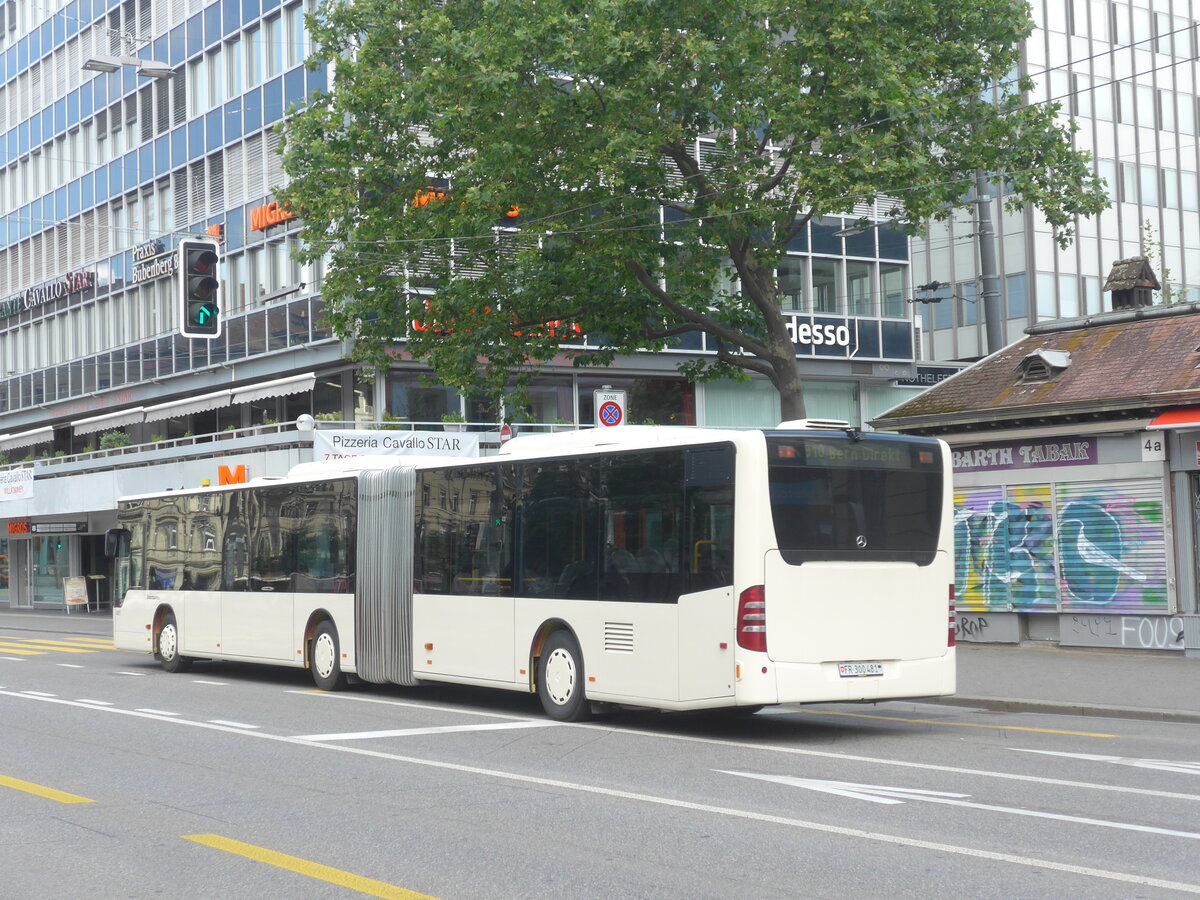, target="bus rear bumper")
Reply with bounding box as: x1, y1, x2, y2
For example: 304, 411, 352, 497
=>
738, 648, 957, 705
